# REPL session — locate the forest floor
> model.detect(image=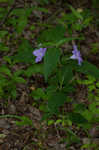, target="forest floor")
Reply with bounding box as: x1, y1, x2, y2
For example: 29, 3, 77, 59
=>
0, 0, 99, 150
